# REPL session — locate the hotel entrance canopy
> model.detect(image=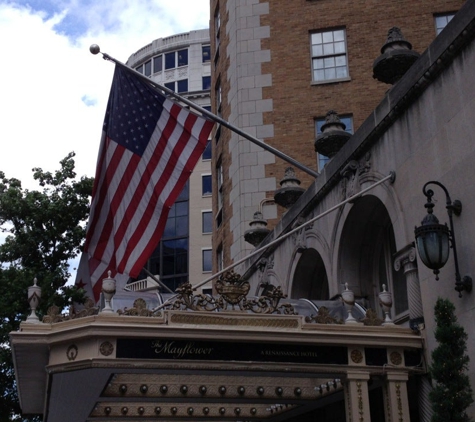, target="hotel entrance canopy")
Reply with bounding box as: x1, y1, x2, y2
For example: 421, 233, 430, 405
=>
11, 281, 423, 421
